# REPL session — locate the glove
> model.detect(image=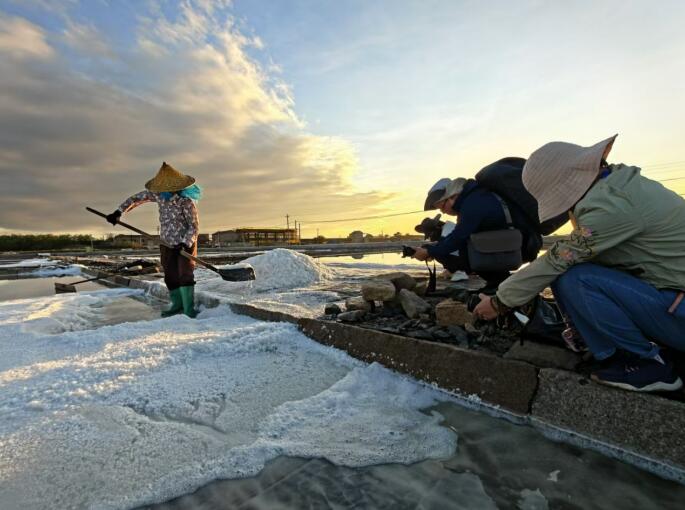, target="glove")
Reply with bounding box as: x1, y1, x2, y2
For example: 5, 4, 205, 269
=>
106, 210, 122, 225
